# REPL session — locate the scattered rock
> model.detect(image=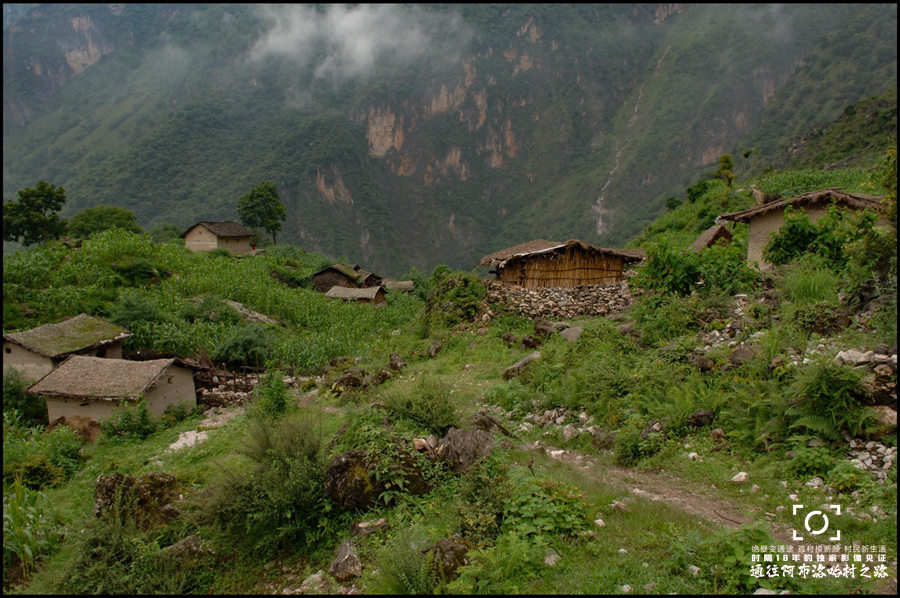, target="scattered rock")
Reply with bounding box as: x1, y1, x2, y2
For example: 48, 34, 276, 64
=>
687, 565, 700, 576
299, 571, 331, 594
594, 518, 606, 528
433, 428, 494, 473
423, 535, 470, 581
330, 541, 363, 582
559, 326, 584, 343
728, 345, 760, 366
325, 450, 383, 510
710, 428, 727, 441
686, 409, 715, 428
544, 548, 561, 567
687, 452, 699, 461
561, 424, 579, 442
621, 584, 633, 593
428, 342, 442, 358
730, 472, 749, 483
804, 476, 824, 488
502, 352, 541, 380
501, 332, 519, 346
350, 518, 389, 537
92, 471, 180, 528
521, 334, 543, 349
